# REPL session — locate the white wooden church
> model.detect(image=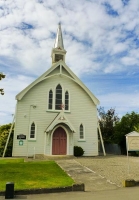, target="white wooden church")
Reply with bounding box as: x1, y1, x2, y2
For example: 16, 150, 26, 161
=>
12, 24, 100, 157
